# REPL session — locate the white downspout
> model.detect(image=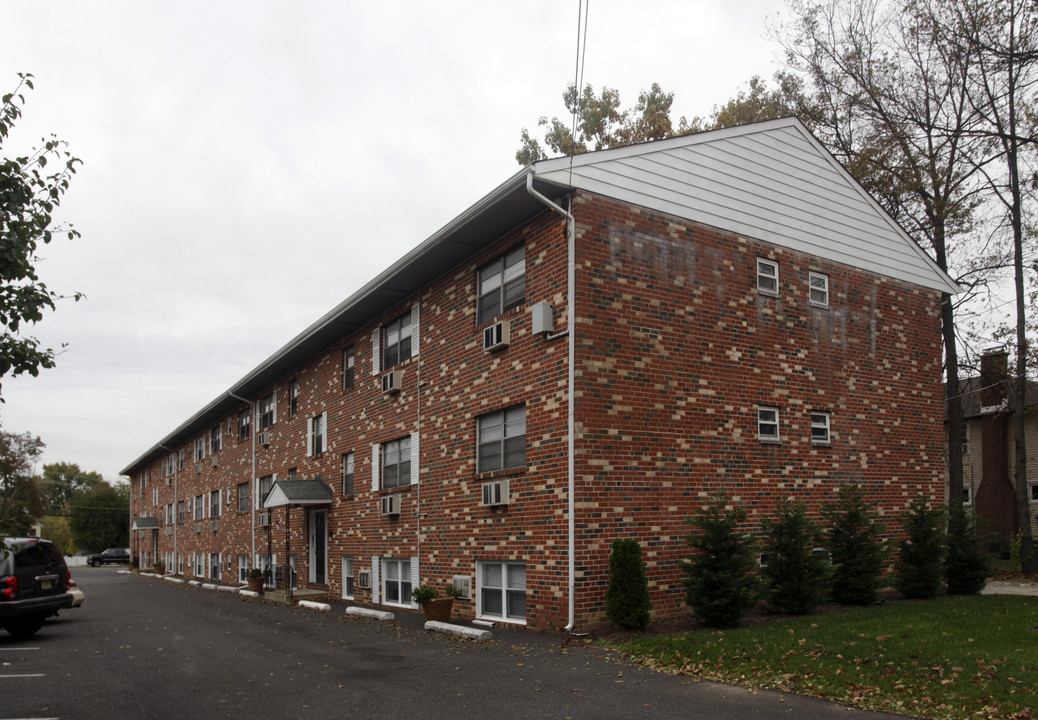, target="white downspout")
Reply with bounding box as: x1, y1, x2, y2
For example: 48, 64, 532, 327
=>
525, 170, 578, 634
229, 392, 257, 564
